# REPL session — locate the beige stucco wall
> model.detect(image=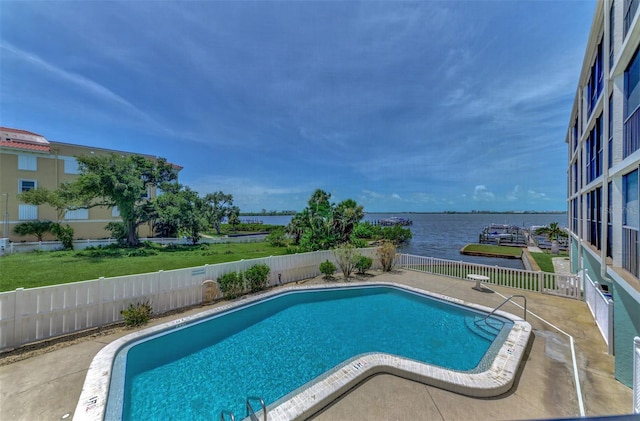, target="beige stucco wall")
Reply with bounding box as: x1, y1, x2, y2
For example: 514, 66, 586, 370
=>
0, 141, 166, 242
